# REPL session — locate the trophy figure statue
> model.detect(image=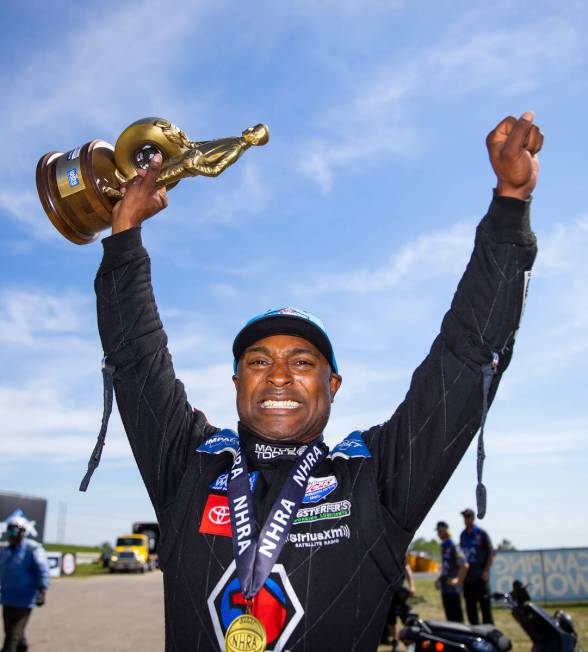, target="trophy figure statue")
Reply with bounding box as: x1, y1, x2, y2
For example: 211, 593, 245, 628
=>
36, 118, 269, 244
